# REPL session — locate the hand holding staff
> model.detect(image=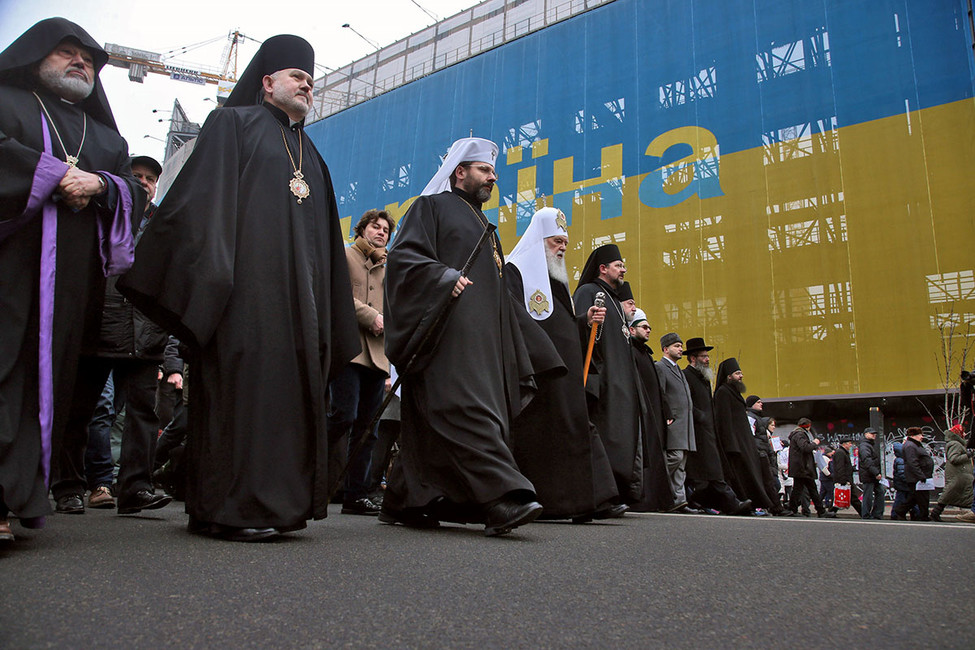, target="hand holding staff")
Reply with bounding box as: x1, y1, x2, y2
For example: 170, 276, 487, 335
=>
583, 291, 605, 386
